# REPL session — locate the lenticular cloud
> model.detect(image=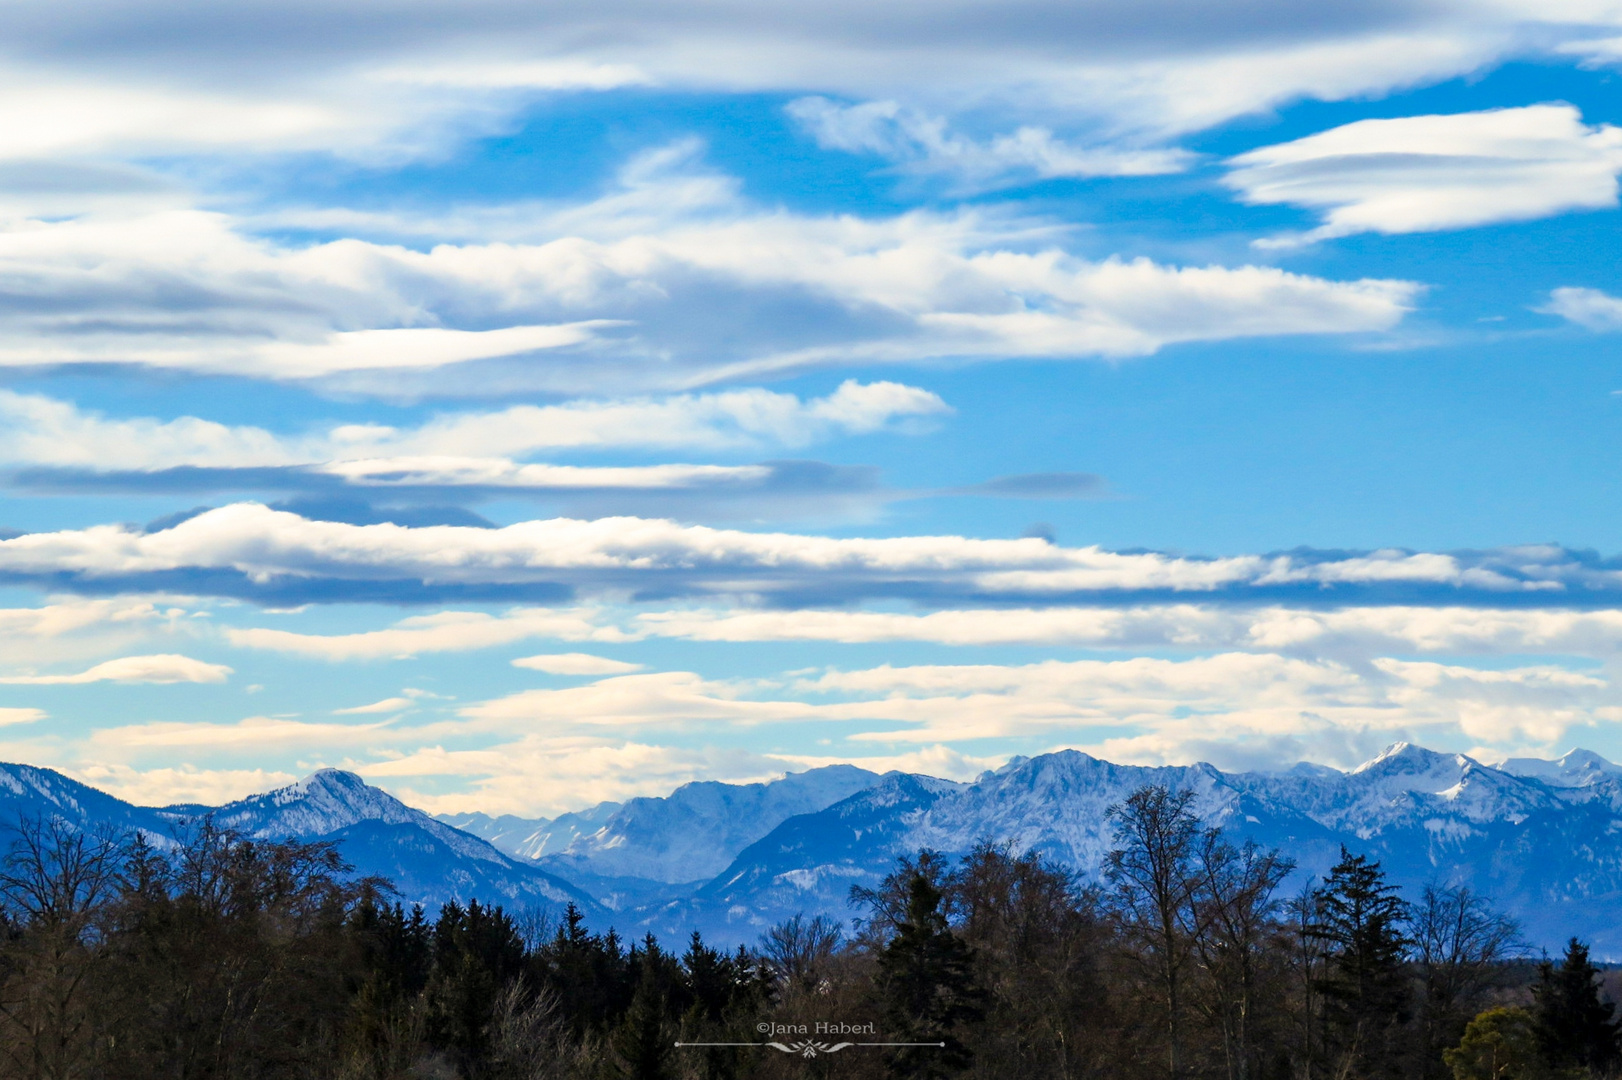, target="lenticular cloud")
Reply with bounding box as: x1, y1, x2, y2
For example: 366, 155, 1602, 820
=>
2, 503, 1619, 606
